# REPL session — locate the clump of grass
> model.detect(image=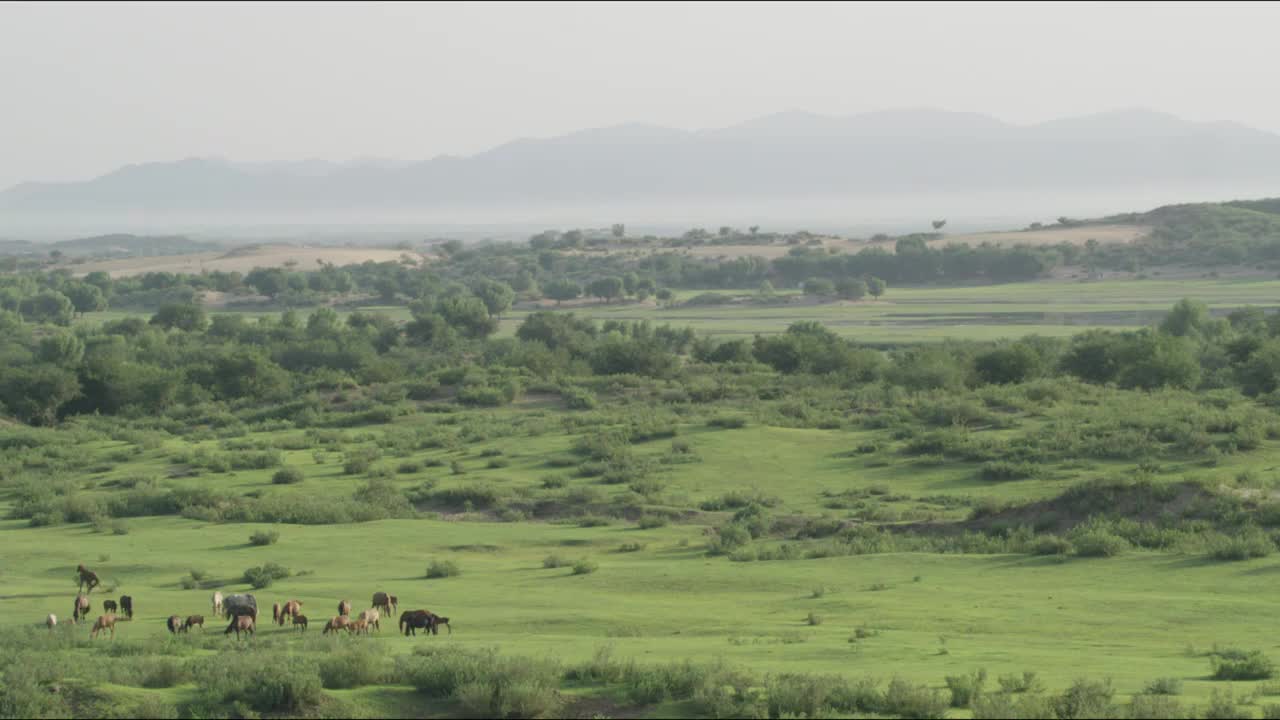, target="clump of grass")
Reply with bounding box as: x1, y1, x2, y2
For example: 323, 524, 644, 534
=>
637, 515, 668, 529
397, 461, 423, 474
572, 558, 598, 575
811, 586, 826, 599
542, 554, 568, 569
426, 560, 461, 579
616, 542, 645, 553
1142, 677, 1183, 695
806, 612, 824, 626
249, 530, 280, 546
541, 474, 569, 489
